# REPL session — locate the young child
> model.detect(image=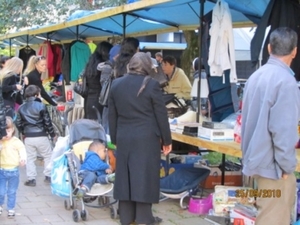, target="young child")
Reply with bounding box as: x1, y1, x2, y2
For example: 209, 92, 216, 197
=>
16, 84, 57, 186
0, 116, 26, 218
77, 140, 115, 198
